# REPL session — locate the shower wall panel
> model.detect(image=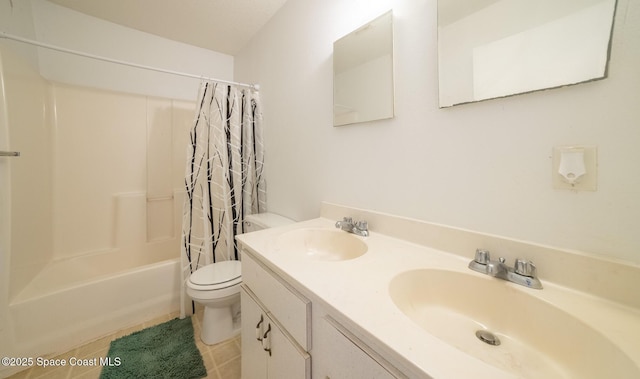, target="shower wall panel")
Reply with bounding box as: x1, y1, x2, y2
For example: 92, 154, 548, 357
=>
2, 46, 54, 300
50, 84, 195, 260
3, 50, 196, 300
51, 84, 147, 258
